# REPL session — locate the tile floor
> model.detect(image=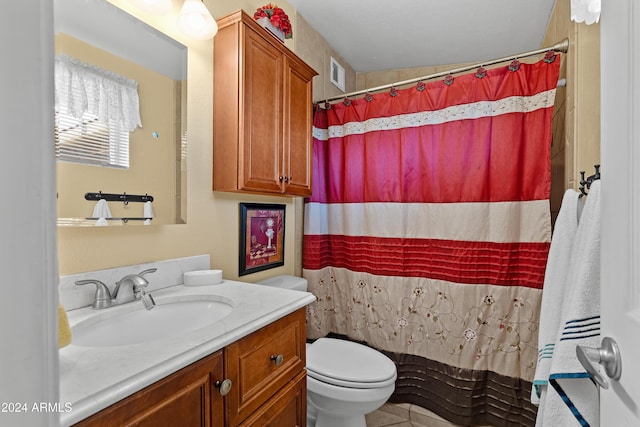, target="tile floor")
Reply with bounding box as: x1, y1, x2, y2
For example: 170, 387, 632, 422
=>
366, 403, 463, 427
